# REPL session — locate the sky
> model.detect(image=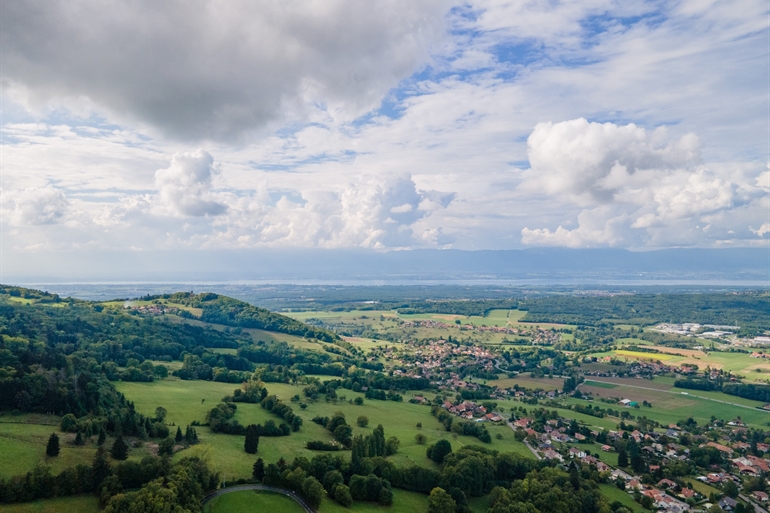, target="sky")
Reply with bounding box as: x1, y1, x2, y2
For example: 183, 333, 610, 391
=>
1, 0, 768, 269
